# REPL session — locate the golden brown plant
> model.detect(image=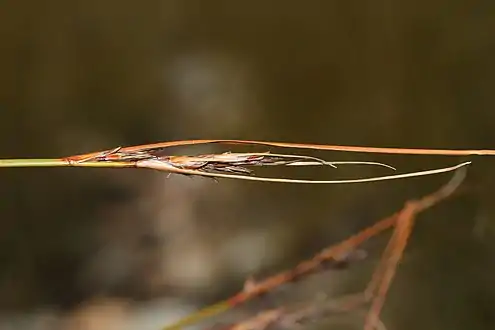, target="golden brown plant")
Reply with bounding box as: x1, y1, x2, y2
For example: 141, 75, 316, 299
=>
0, 139, 481, 329
1, 139, 473, 184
